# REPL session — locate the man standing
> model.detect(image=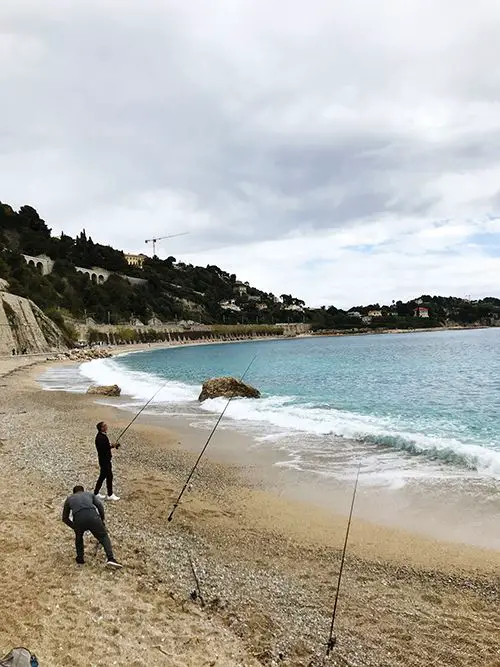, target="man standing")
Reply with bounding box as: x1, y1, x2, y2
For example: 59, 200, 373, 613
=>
93, 421, 120, 501
62, 485, 122, 567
